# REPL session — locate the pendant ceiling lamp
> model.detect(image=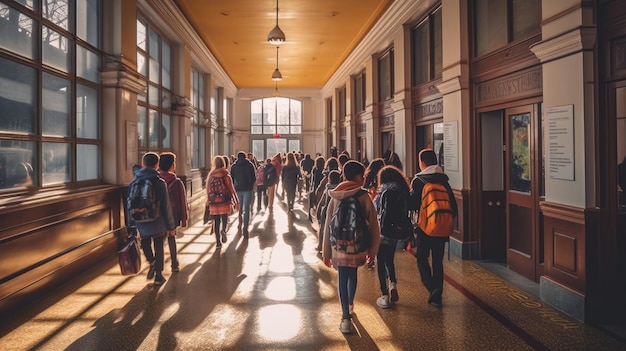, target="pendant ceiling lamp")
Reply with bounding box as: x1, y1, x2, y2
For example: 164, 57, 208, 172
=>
267, 0, 285, 45
271, 46, 282, 81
